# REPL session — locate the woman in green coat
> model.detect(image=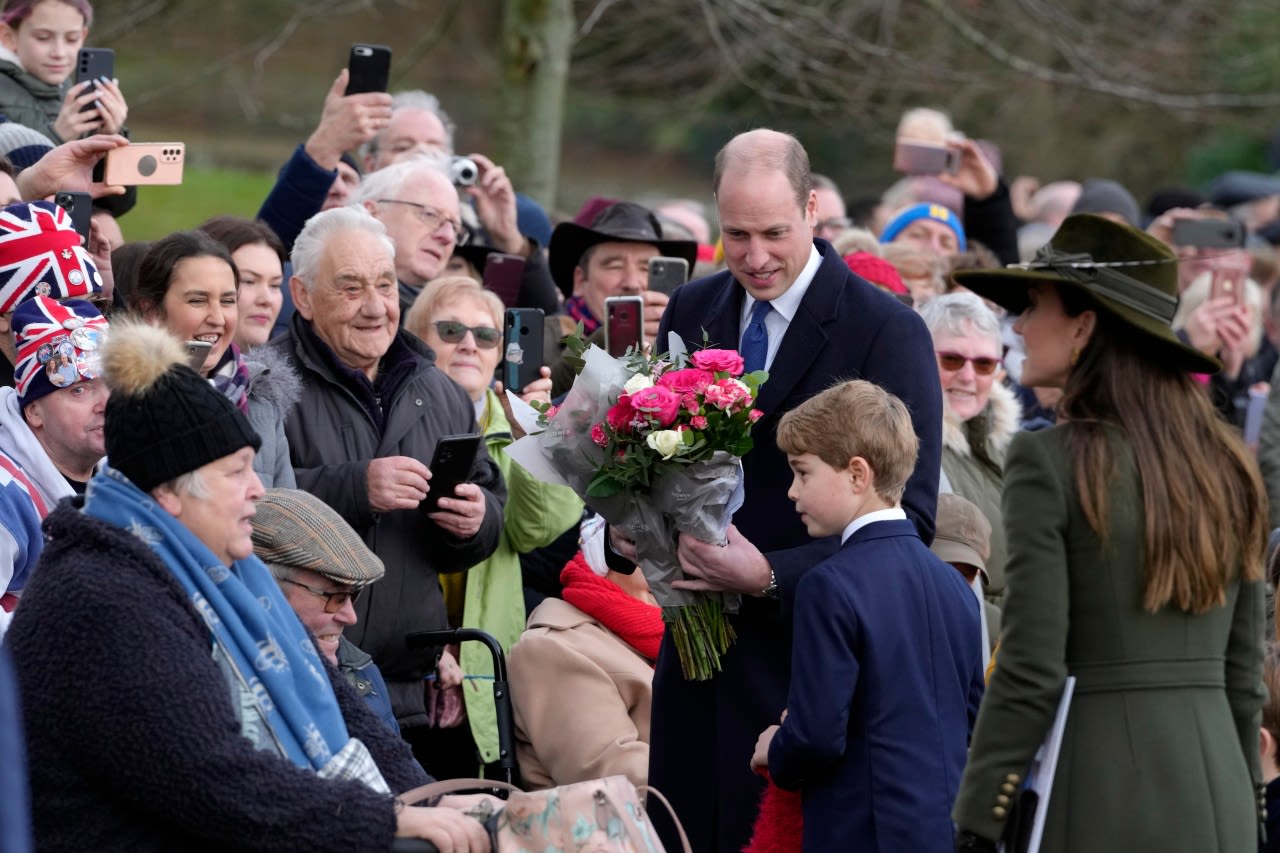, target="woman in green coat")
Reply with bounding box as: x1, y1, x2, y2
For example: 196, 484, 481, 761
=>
405, 276, 583, 777
951, 214, 1269, 853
